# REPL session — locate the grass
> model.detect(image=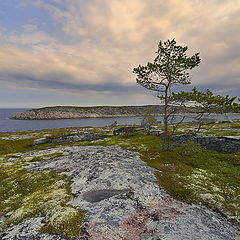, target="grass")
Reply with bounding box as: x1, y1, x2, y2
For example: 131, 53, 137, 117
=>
152, 143, 239, 222
0, 119, 239, 237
